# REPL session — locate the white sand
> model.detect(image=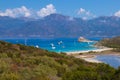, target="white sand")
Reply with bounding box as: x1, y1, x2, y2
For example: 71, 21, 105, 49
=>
75, 55, 102, 63
66, 48, 113, 55
82, 58, 102, 63
66, 48, 113, 63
